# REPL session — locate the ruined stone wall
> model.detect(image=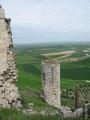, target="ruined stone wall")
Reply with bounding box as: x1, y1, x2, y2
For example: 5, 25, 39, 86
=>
41, 60, 61, 108
0, 6, 22, 109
